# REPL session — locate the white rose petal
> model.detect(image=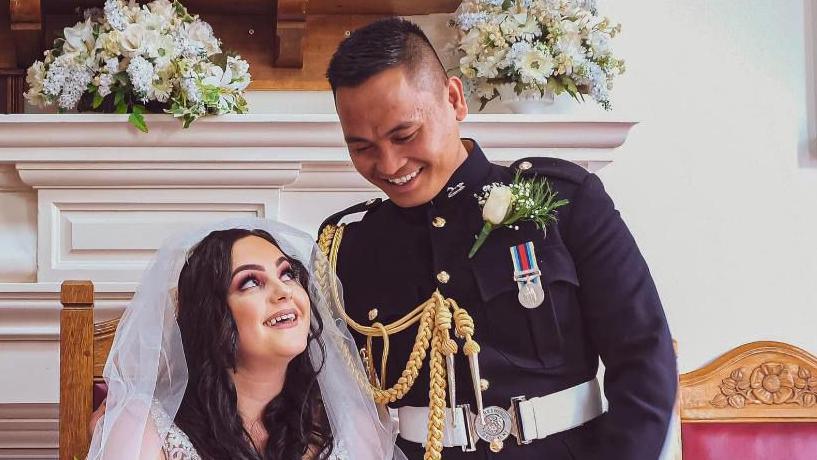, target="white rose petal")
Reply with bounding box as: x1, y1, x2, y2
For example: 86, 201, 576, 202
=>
120, 22, 147, 56
482, 186, 513, 225
63, 19, 96, 56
